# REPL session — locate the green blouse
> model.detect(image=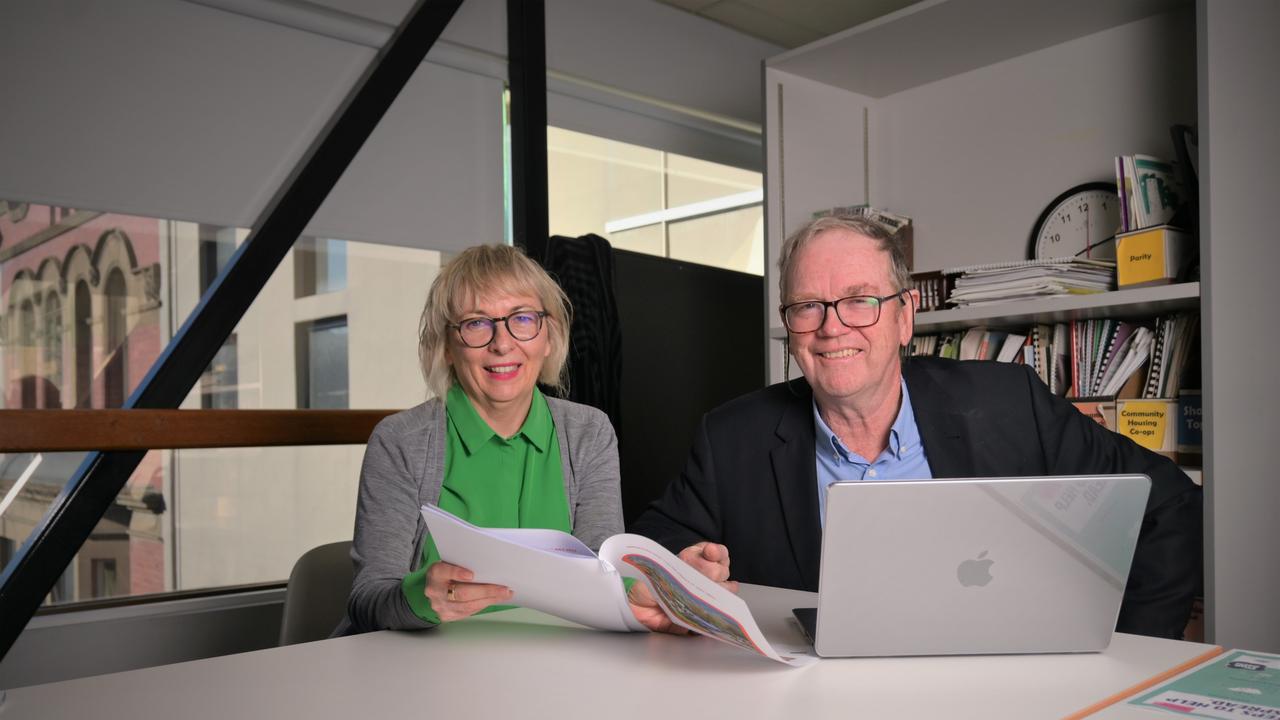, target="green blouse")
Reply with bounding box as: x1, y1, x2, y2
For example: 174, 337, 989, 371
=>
401, 384, 570, 623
